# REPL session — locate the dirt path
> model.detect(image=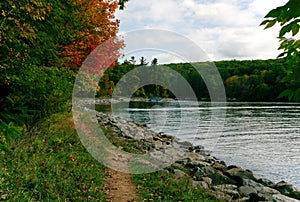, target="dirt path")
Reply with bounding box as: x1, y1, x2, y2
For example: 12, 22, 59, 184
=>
104, 169, 139, 202
73, 112, 140, 201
